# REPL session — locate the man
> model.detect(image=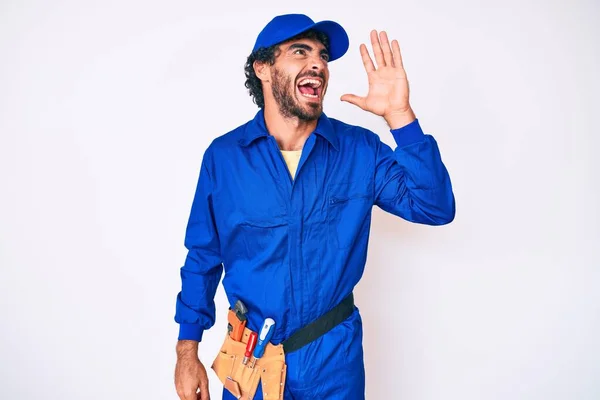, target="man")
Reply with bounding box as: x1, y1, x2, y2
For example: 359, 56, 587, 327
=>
174, 13, 455, 400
